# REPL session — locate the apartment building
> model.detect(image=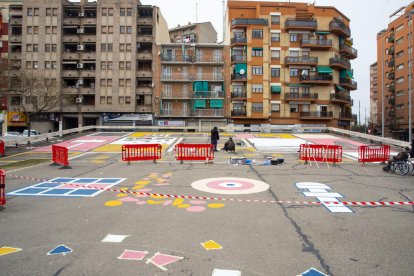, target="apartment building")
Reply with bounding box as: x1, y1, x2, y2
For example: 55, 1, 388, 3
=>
169, 22, 218, 44
6, 0, 170, 132
227, 1, 357, 130
369, 62, 378, 133
376, 3, 414, 141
